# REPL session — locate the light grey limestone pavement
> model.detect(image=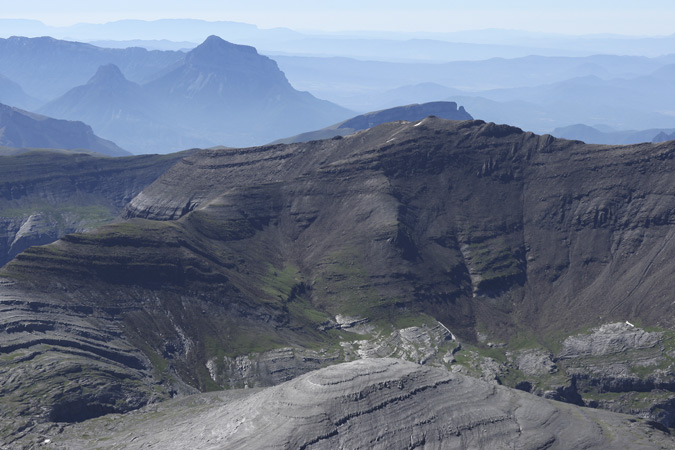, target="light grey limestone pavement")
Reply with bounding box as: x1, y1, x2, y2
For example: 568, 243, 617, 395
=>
53, 358, 674, 449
